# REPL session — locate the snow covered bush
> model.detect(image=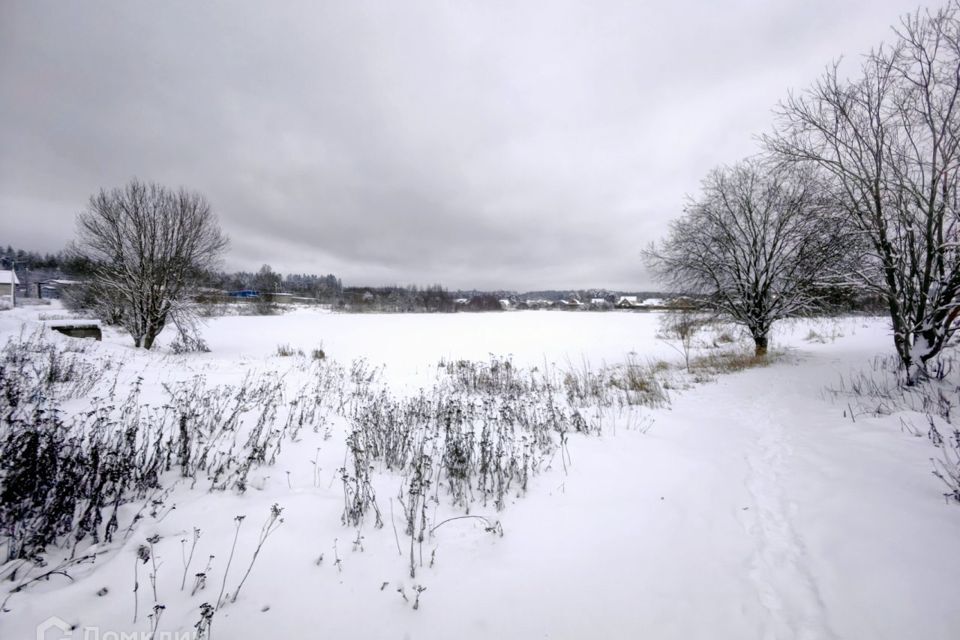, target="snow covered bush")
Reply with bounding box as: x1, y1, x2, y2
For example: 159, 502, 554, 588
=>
0, 333, 340, 566
830, 352, 960, 502
0, 376, 167, 562
0, 329, 109, 399
440, 356, 547, 397
335, 356, 607, 578
563, 357, 670, 409
340, 358, 594, 524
